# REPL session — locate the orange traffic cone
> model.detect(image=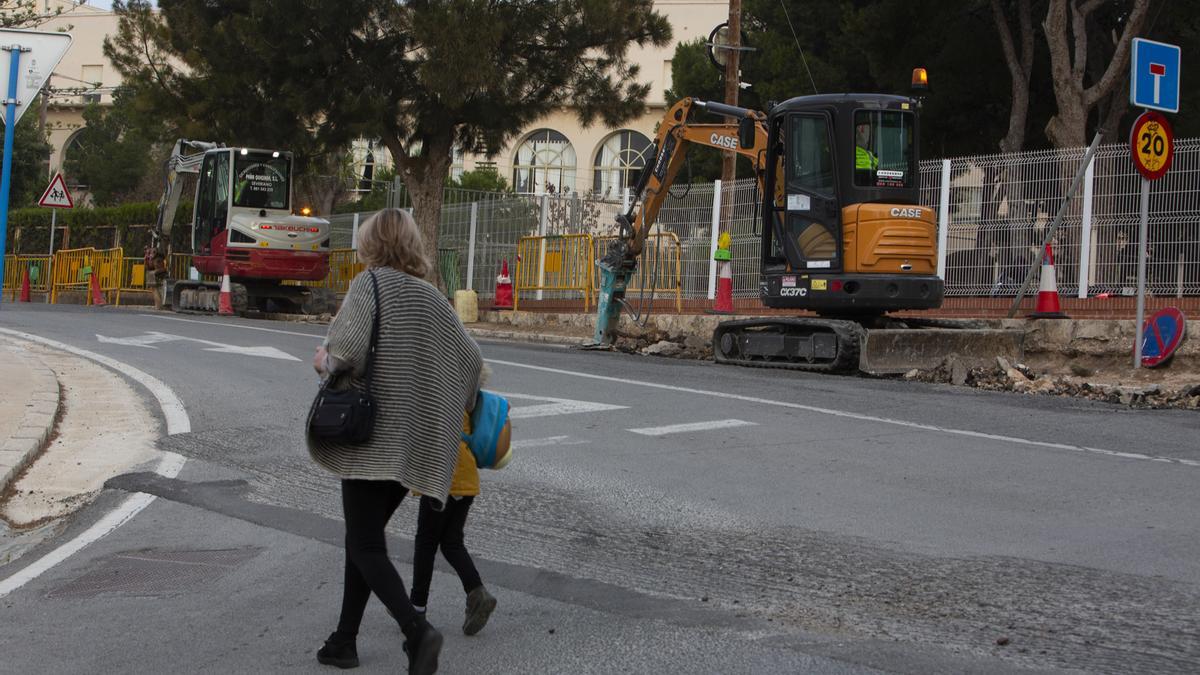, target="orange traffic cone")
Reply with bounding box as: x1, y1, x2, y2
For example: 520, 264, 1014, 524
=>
708, 231, 734, 314
88, 269, 107, 306
217, 267, 235, 316
710, 260, 734, 314
493, 259, 513, 309
1030, 243, 1067, 319
18, 267, 31, 302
